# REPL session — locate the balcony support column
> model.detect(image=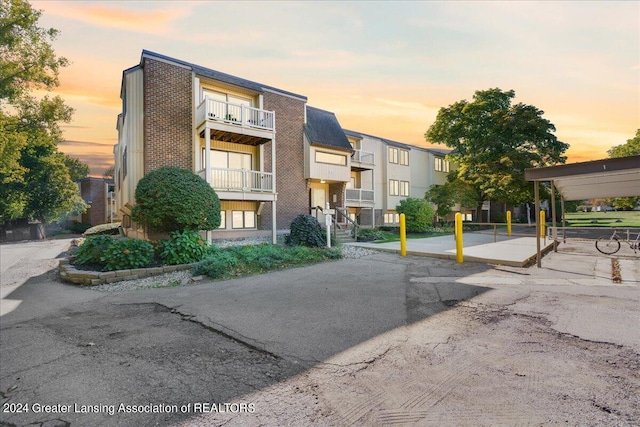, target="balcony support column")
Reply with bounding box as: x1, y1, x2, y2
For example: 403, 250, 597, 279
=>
271, 134, 277, 244
204, 126, 211, 185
